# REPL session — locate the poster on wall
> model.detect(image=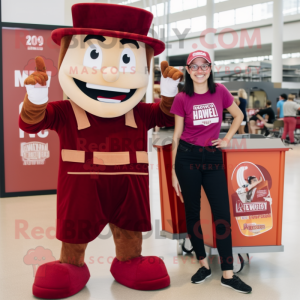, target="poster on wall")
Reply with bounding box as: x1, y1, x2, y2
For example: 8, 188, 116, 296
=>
2, 27, 63, 194
231, 161, 273, 237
